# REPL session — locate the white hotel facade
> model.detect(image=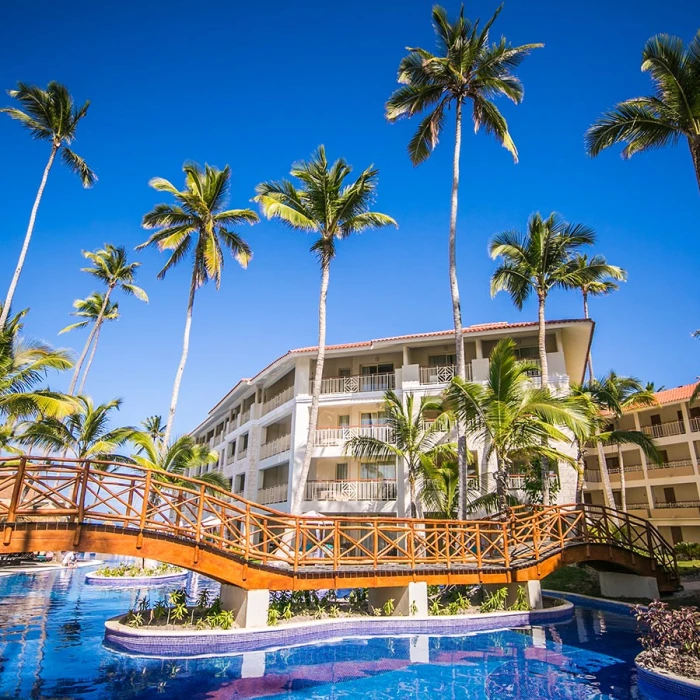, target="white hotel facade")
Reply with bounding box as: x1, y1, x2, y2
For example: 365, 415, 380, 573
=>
189, 319, 593, 517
